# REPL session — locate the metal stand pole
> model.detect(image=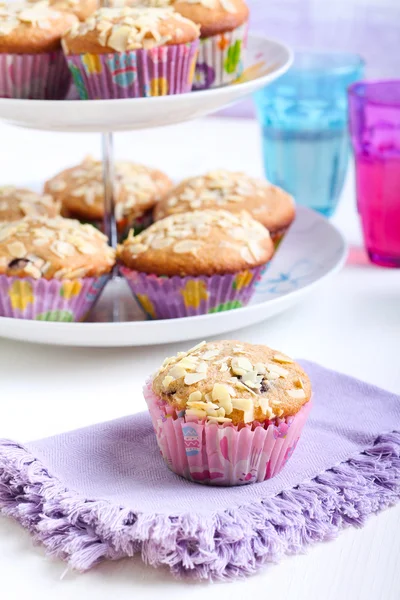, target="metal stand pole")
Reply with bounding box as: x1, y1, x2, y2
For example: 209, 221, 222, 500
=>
101, 132, 118, 249
100, 2, 117, 247
100, 2, 119, 322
